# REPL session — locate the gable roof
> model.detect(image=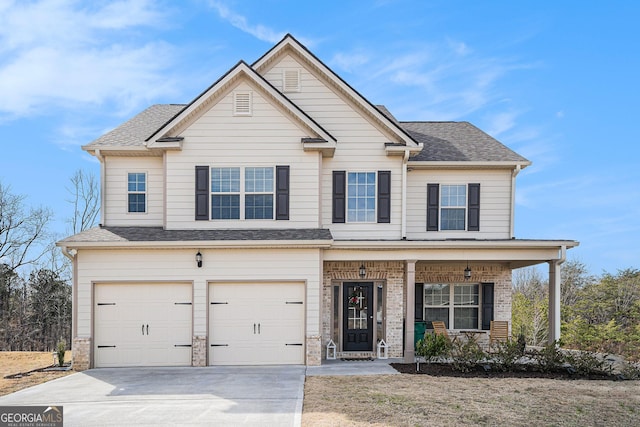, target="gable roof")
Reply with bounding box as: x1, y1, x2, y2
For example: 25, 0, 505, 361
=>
401, 121, 530, 165
146, 60, 336, 148
253, 34, 420, 148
